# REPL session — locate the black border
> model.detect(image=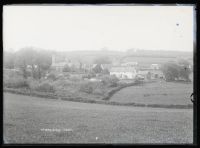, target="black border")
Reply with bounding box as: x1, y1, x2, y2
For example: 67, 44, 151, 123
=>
1, 0, 199, 147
